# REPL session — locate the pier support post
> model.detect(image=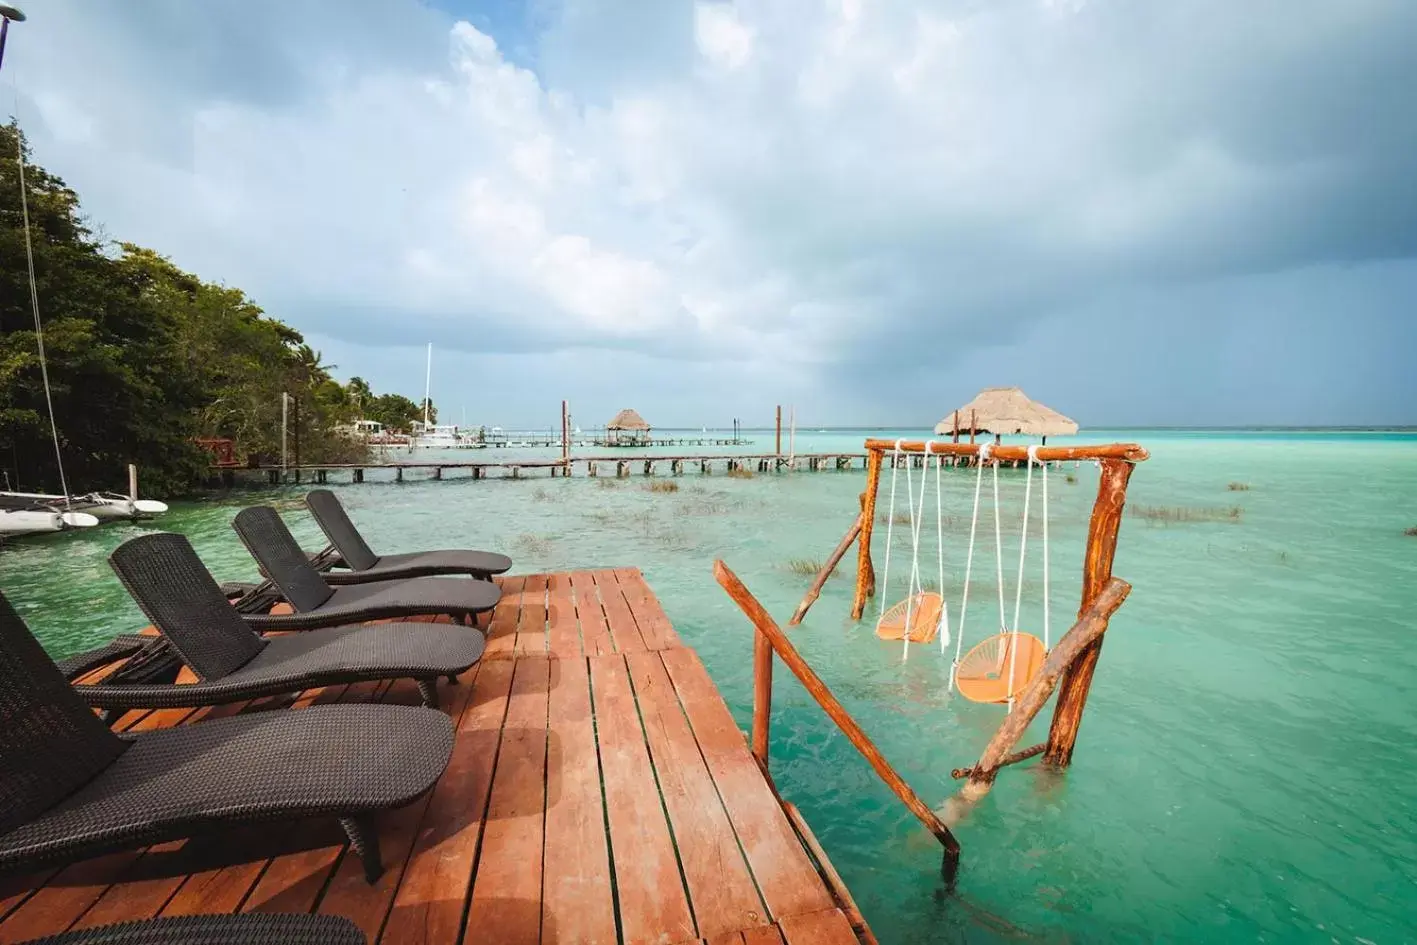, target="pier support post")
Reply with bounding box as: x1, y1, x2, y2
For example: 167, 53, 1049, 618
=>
1045, 458, 1135, 767
701, 459, 710, 474
434, 467, 443, 480
617, 461, 628, 478
851, 451, 884, 620
396, 468, 404, 483
473, 467, 483, 481
644, 460, 654, 476
512, 466, 521, 479
353, 468, 364, 483
588, 461, 598, 477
